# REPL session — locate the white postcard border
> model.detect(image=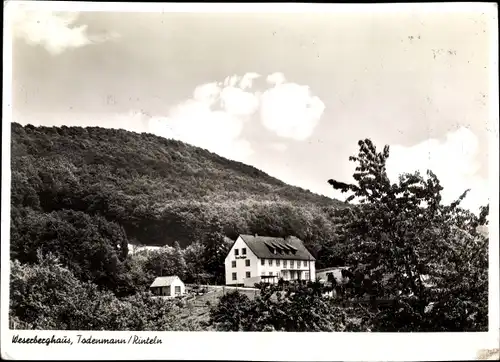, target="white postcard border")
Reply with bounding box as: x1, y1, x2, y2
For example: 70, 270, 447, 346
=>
2, 2, 499, 361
